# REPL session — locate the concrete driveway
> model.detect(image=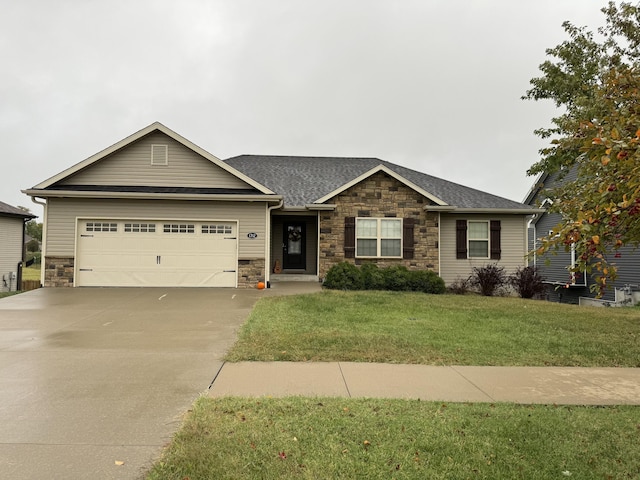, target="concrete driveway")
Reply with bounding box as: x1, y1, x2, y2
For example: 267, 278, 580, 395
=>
0, 285, 314, 479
